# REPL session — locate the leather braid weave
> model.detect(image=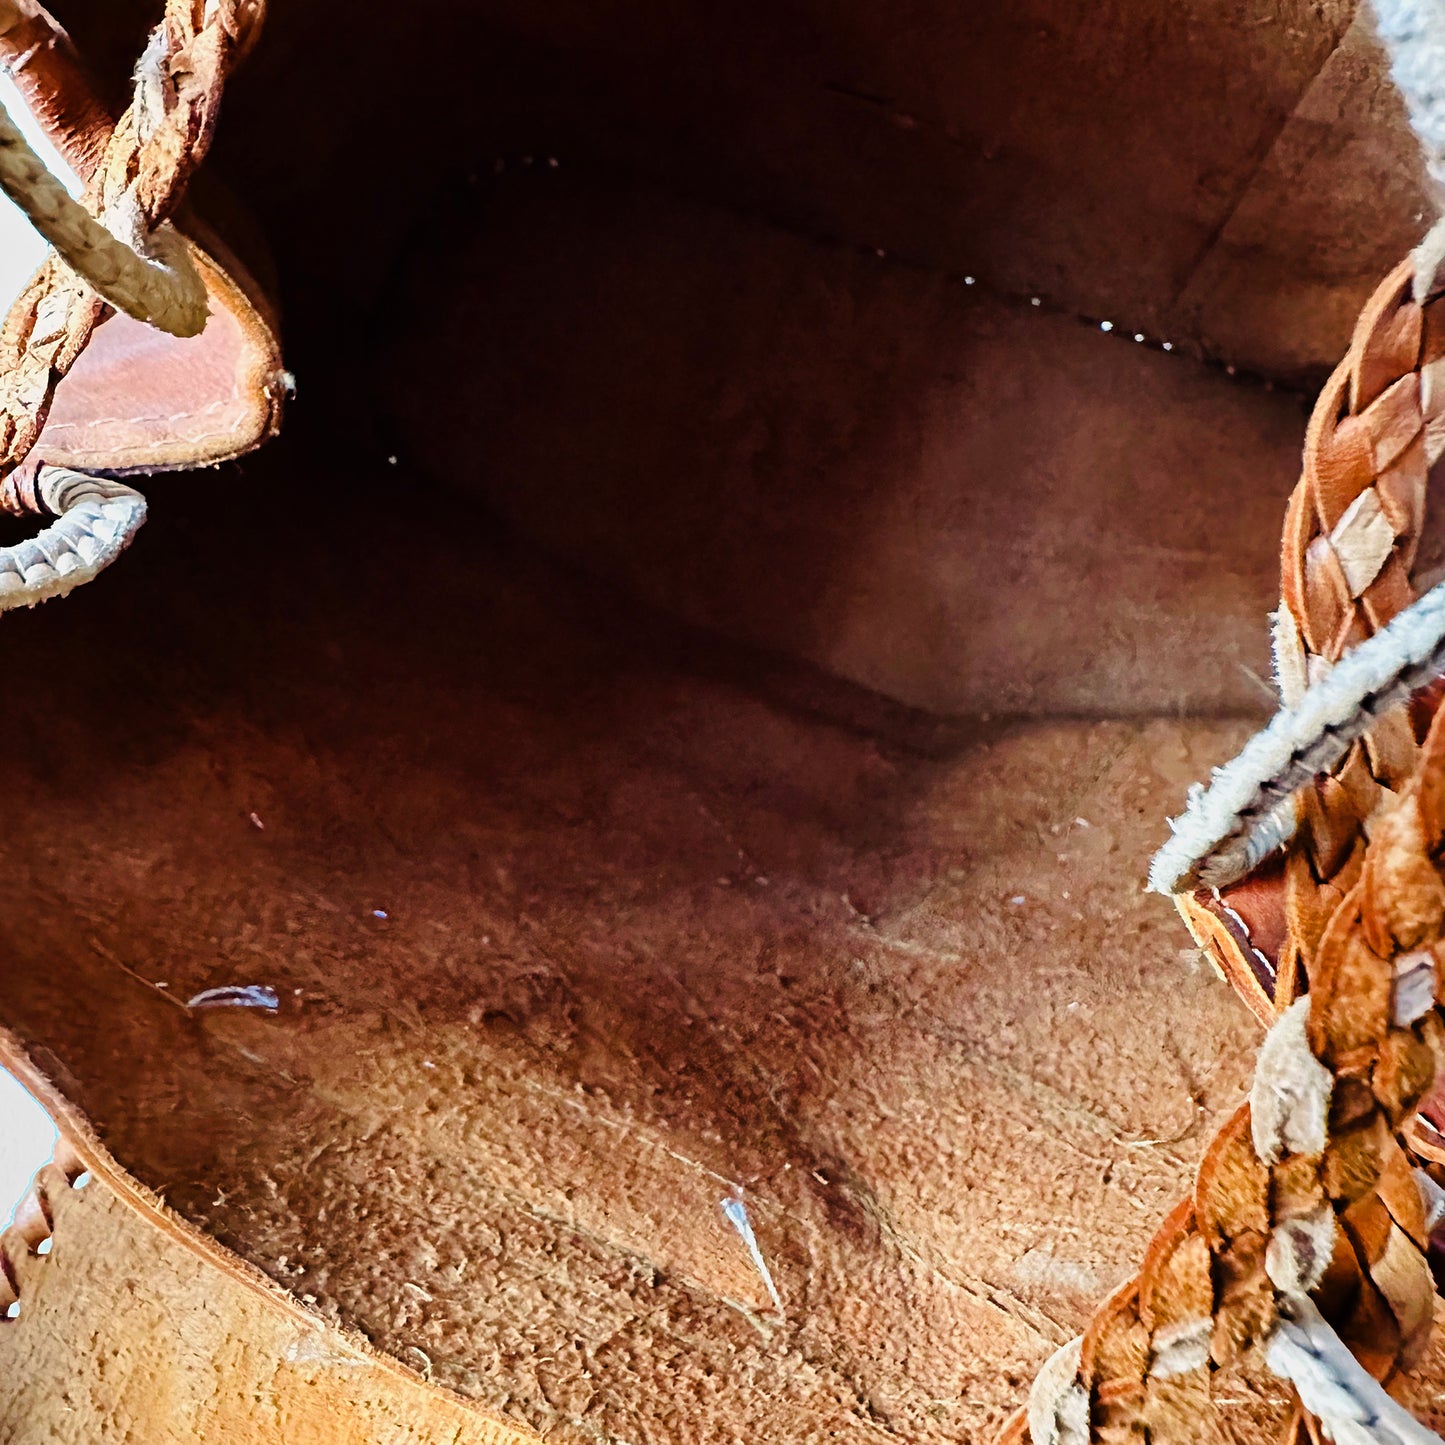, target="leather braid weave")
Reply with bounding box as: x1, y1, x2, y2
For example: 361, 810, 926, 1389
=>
999, 253, 1445, 1443
1179, 257, 1445, 1172
1276, 260, 1445, 1002
1001, 706, 1445, 1444
1179, 259, 1445, 1031
0, 0, 259, 515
